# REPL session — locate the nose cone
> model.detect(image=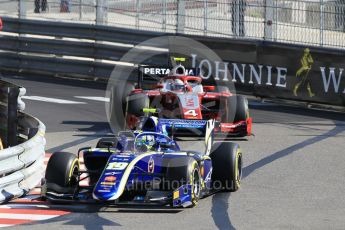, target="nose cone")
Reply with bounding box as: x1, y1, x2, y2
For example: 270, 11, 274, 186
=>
93, 189, 117, 201
93, 172, 126, 201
